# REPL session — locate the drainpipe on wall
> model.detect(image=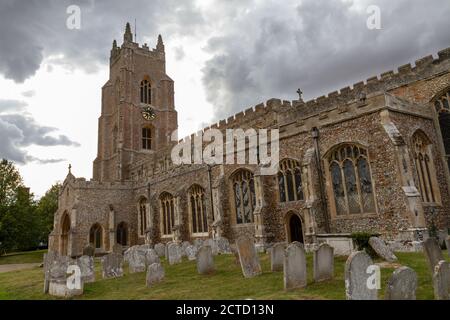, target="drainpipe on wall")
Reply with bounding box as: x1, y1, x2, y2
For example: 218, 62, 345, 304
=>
311, 127, 331, 233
